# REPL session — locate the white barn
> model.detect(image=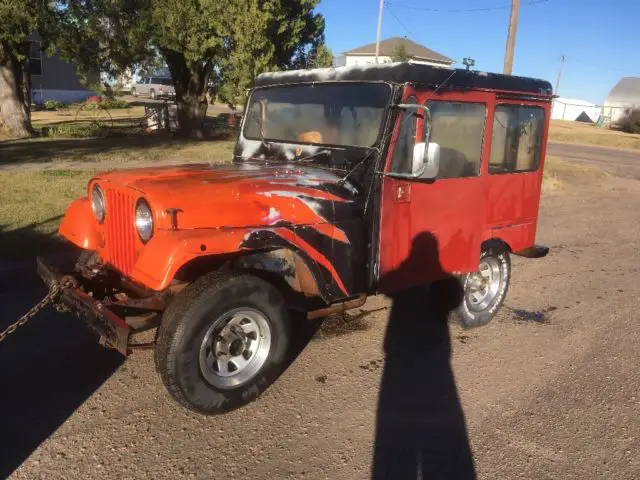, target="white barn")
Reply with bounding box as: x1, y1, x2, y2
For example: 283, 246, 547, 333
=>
340, 37, 455, 68
551, 98, 601, 123
604, 77, 640, 126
